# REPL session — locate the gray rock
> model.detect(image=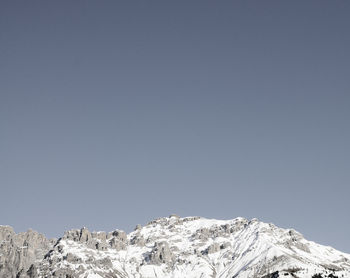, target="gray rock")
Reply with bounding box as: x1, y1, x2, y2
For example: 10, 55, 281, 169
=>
194, 228, 210, 241
64, 252, 82, 263
0, 226, 54, 278
220, 242, 231, 249
130, 233, 145, 247
64, 227, 114, 251
147, 241, 174, 265
92, 231, 107, 241
107, 230, 128, 250
203, 242, 221, 254
95, 240, 108, 251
